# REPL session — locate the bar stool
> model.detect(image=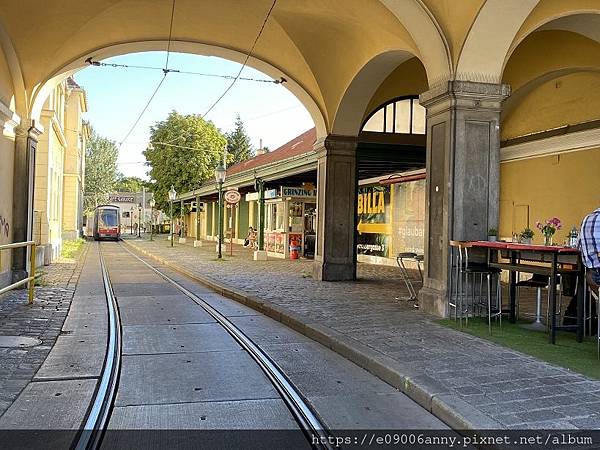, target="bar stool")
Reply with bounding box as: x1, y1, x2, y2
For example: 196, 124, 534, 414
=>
396, 252, 423, 302
448, 241, 466, 324
449, 241, 502, 332
517, 273, 549, 331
